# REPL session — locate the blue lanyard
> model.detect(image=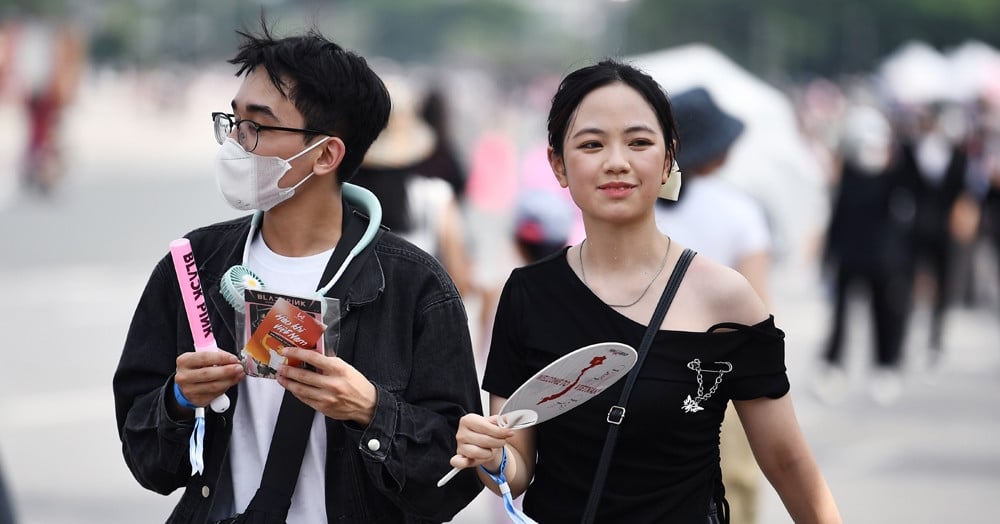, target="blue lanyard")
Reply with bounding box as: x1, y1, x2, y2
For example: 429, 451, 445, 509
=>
479, 447, 537, 524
